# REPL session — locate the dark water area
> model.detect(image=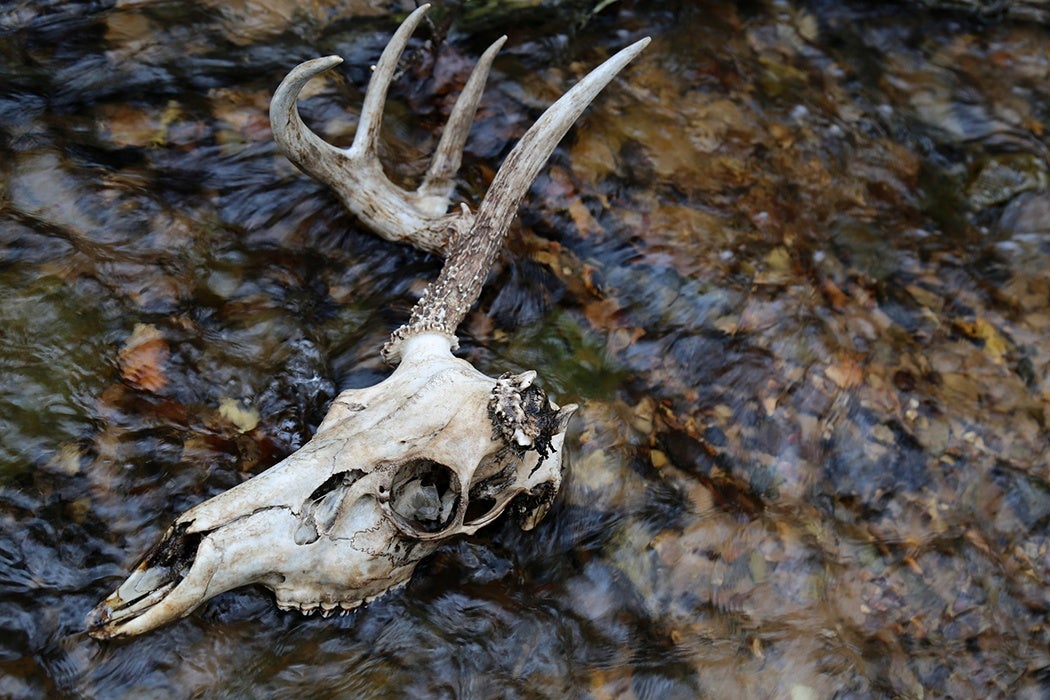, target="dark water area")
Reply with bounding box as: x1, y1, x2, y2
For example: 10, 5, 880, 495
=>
1, 0, 1048, 697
